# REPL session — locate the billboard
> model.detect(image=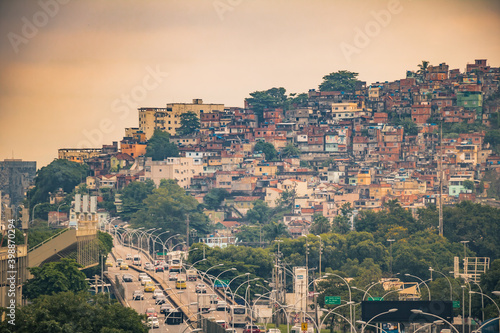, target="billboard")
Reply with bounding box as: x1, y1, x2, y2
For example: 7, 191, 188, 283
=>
361, 301, 453, 323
